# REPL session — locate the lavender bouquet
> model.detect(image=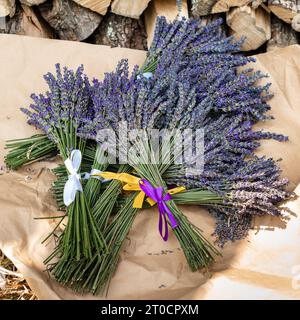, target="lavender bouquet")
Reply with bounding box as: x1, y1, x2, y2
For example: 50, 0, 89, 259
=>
8, 15, 291, 296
